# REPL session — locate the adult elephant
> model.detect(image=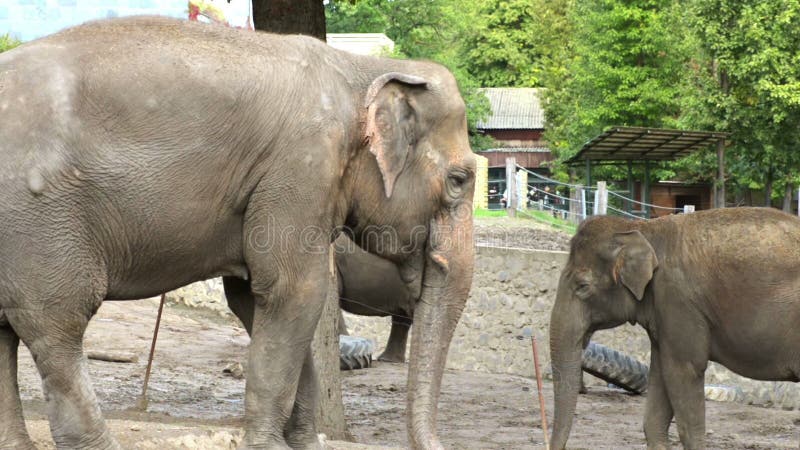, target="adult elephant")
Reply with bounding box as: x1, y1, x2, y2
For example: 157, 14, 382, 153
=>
335, 234, 414, 364
0, 17, 475, 450
549, 208, 800, 449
